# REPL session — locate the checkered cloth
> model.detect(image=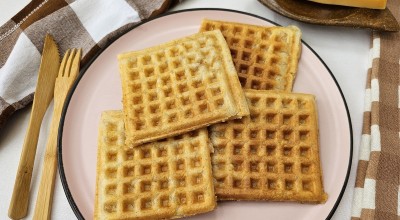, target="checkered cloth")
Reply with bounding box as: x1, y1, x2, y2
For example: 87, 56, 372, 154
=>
0, 0, 174, 128
351, 1, 400, 219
